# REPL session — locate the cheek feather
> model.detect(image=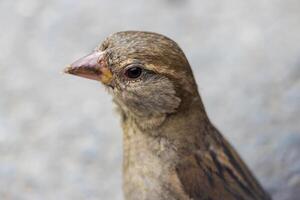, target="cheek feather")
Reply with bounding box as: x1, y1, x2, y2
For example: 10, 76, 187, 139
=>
118, 76, 181, 117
